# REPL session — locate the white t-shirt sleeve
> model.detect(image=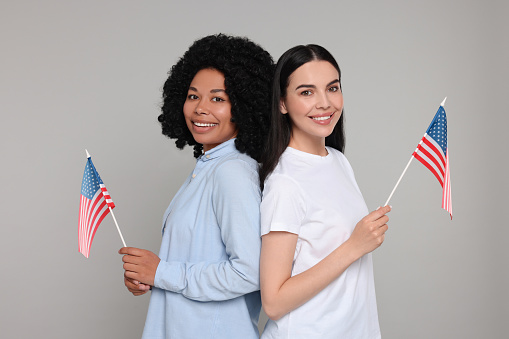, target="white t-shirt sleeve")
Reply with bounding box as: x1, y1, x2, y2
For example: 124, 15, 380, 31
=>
260, 174, 306, 236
